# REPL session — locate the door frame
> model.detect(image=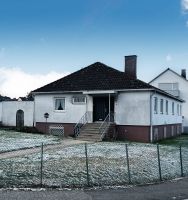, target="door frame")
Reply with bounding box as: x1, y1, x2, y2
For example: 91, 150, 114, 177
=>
93, 95, 114, 122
